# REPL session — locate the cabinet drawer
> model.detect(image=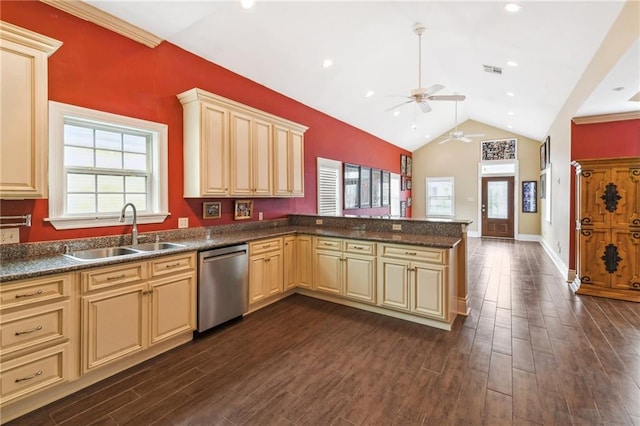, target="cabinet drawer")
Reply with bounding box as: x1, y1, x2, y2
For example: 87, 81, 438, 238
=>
1, 274, 71, 311
149, 253, 196, 278
314, 237, 343, 251
380, 244, 445, 264
81, 262, 146, 293
0, 344, 68, 405
1, 301, 69, 357
249, 238, 282, 255
345, 240, 376, 256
